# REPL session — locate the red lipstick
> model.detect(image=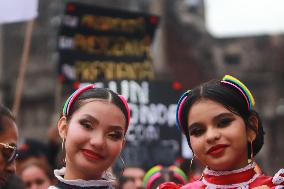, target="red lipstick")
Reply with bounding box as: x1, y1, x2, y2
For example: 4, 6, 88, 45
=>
81, 149, 104, 161
207, 144, 229, 155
